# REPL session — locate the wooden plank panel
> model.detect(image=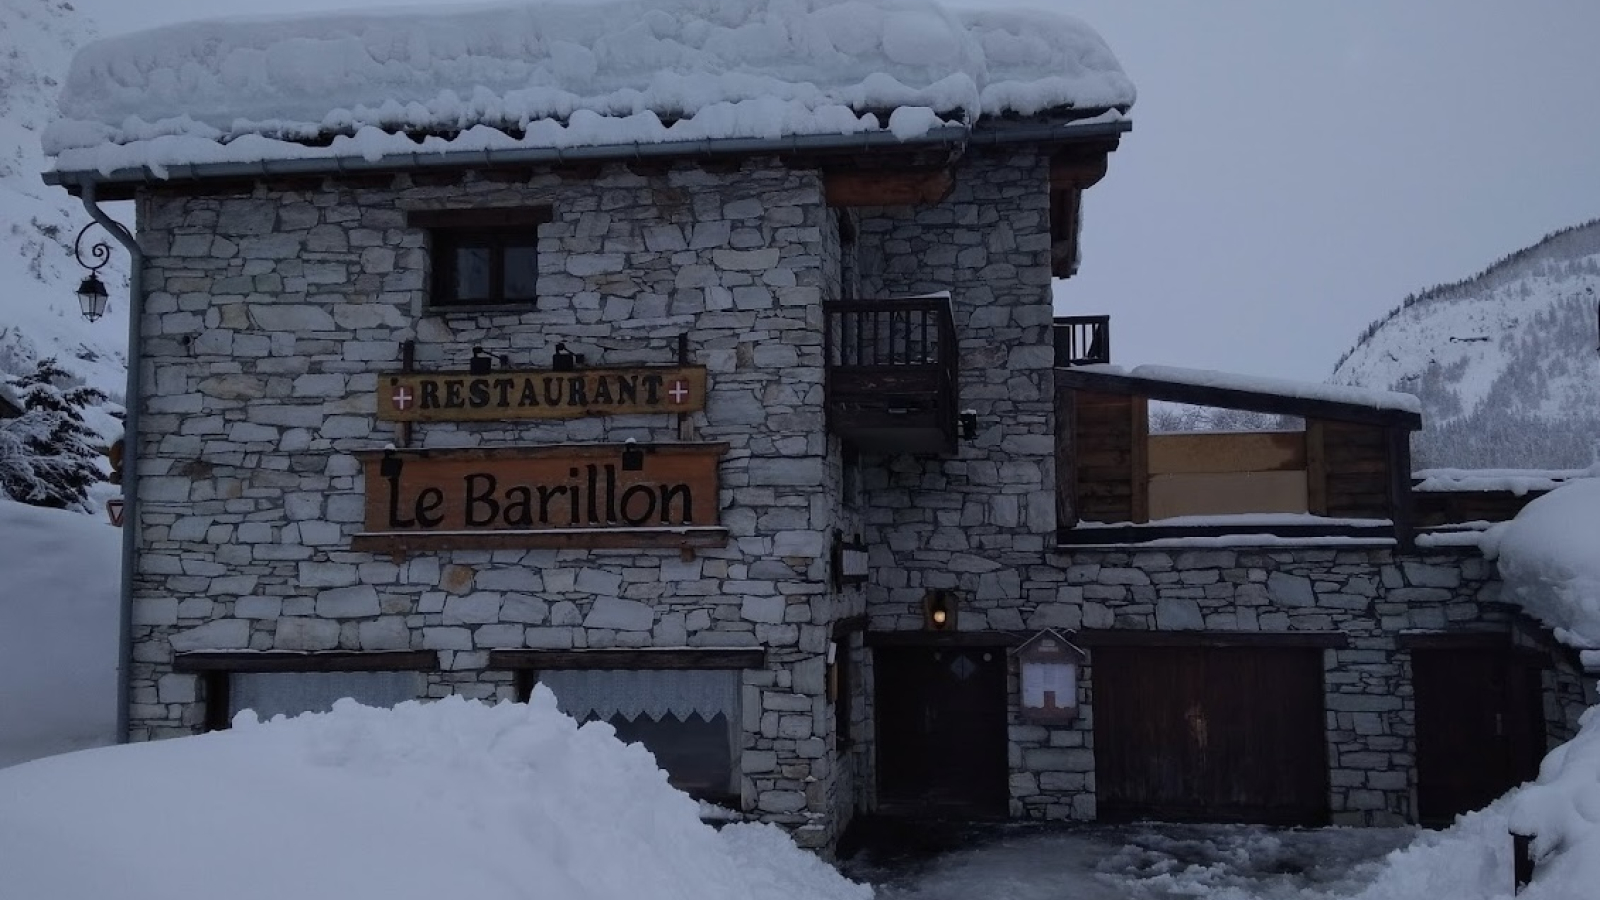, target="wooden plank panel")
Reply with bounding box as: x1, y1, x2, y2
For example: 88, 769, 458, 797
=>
1305, 420, 1328, 515
825, 170, 954, 207
1130, 395, 1149, 523
1148, 431, 1306, 475
1148, 472, 1309, 519
1094, 645, 1329, 825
